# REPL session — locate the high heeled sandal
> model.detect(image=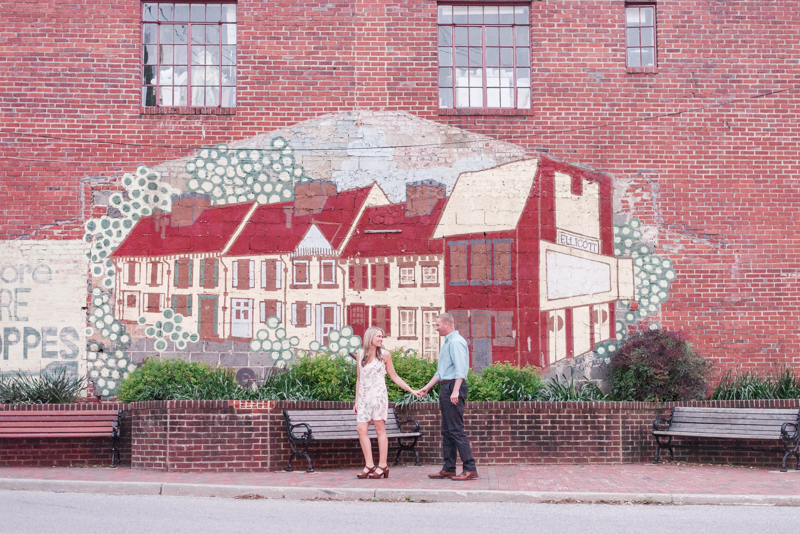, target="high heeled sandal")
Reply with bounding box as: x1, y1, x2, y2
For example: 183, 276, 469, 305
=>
368, 465, 389, 479
356, 466, 376, 479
